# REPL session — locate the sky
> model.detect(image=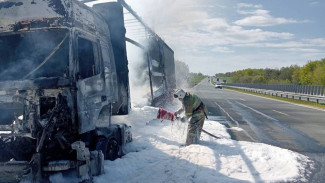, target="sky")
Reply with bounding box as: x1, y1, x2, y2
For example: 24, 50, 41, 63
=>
86, 0, 325, 74
49, 104, 313, 183
120, 0, 325, 75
